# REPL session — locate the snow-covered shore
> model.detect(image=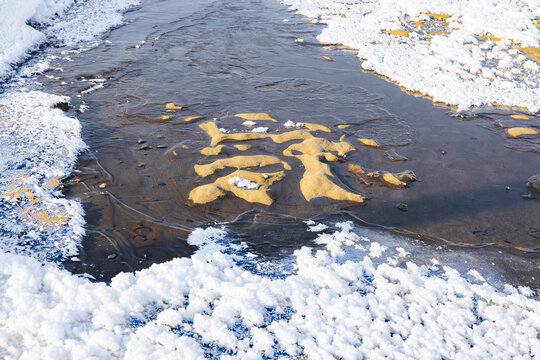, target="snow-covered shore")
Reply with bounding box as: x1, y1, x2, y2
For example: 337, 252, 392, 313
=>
282, 0, 540, 112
